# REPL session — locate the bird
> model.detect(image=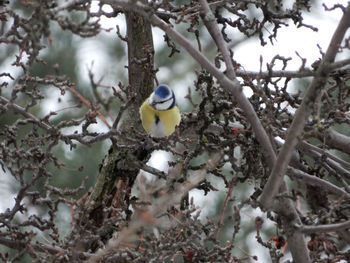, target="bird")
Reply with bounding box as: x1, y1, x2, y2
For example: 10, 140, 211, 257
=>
139, 85, 181, 137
